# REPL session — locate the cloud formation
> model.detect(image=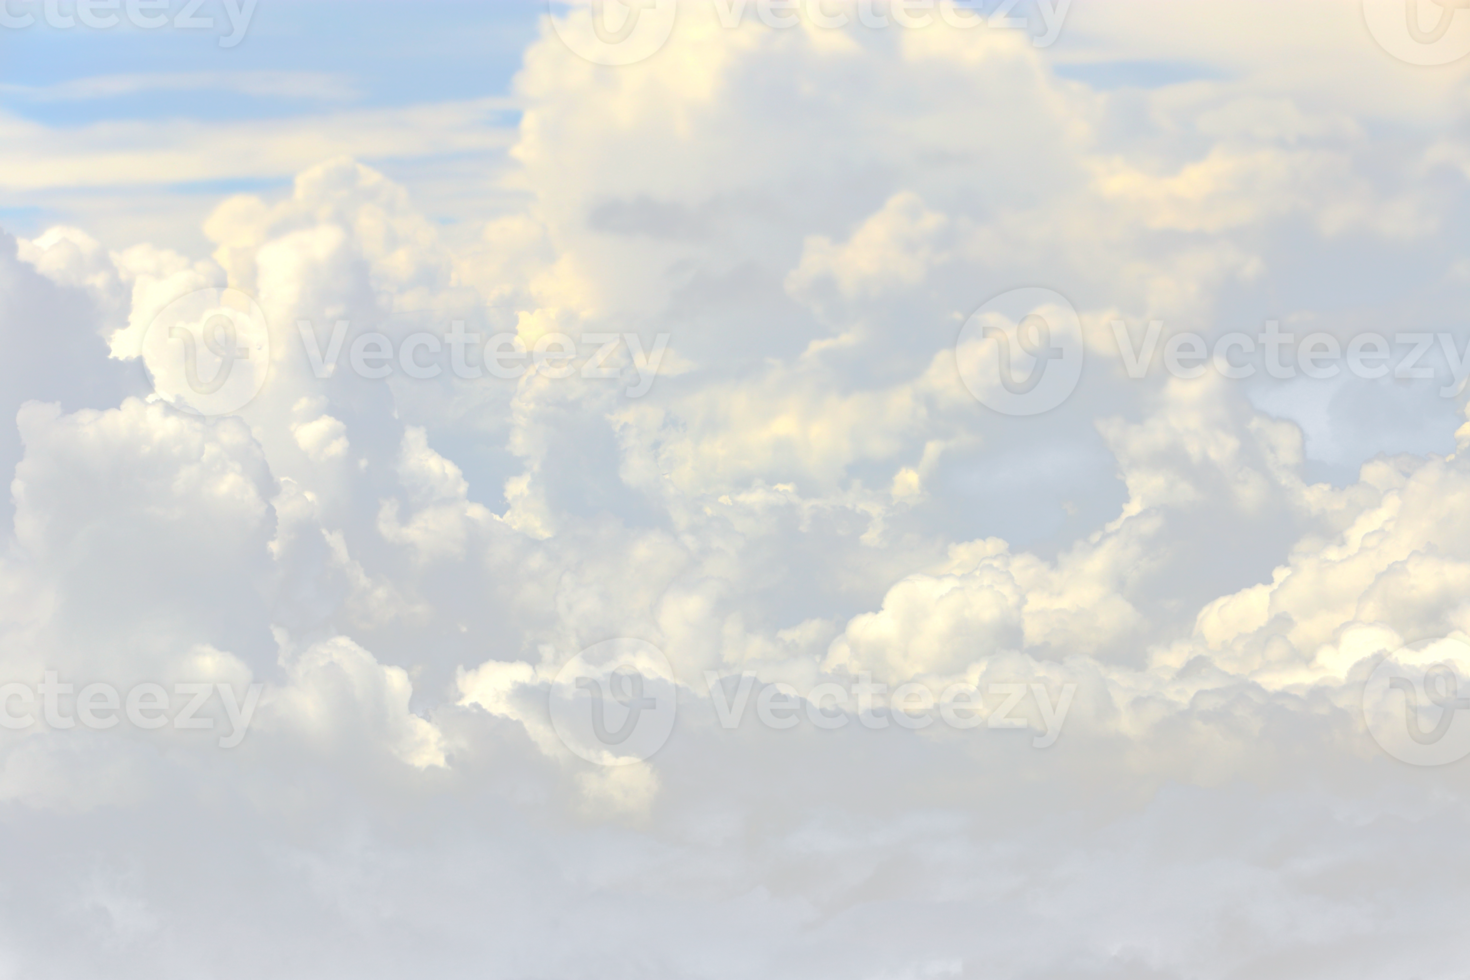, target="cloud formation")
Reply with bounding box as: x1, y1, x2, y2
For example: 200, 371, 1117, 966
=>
3, 3, 1470, 976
